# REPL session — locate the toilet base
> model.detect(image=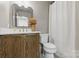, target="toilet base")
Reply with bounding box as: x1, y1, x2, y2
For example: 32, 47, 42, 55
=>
44, 51, 54, 58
